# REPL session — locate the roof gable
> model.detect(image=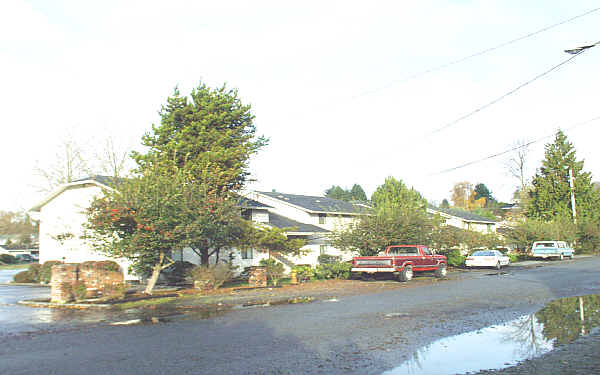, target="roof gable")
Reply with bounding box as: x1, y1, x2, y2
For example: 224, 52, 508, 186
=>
30, 175, 118, 212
